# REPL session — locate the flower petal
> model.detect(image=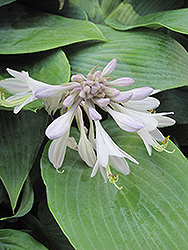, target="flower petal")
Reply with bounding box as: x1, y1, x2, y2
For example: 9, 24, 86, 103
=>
112, 103, 158, 131
95, 120, 138, 164
109, 156, 130, 175
126, 87, 153, 100
106, 106, 144, 132
77, 106, 96, 167
105, 87, 120, 97
45, 99, 80, 139
0, 77, 29, 94
7, 68, 28, 81
106, 77, 134, 87
149, 128, 165, 142
111, 92, 133, 103
137, 128, 155, 155
91, 159, 100, 178
48, 130, 69, 169
124, 97, 160, 111
153, 113, 176, 127
101, 59, 117, 77
13, 94, 36, 114
35, 82, 80, 99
